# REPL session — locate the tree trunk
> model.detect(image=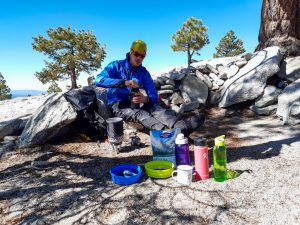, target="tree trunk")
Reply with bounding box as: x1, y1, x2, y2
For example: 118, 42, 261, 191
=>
256, 0, 300, 56
70, 69, 78, 89
70, 47, 78, 89
187, 48, 192, 67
